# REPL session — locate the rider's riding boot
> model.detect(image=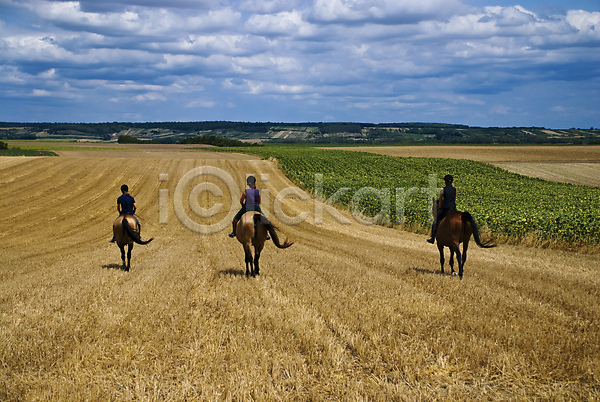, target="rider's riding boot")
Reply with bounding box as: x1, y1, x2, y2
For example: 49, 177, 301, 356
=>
228, 220, 238, 238
427, 222, 437, 243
